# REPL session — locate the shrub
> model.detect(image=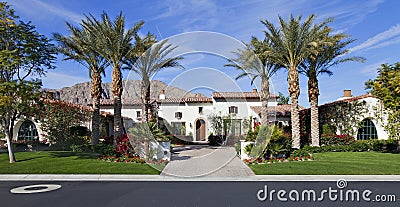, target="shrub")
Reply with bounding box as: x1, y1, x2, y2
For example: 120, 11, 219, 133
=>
303, 139, 399, 153
291, 149, 312, 158
349, 141, 370, 152
128, 122, 172, 142
91, 144, 115, 155
322, 124, 337, 135
208, 134, 223, 146
70, 144, 91, 153
245, 125, 259, 142
244, 143, 254, 155
115, 134, 135, 157
320, 134, 355, 146
169, 136, 190, 145
97, 134, 146, 163
39, 100, 90, 146
99, 135, 114, 145
384, 139, 399, 152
